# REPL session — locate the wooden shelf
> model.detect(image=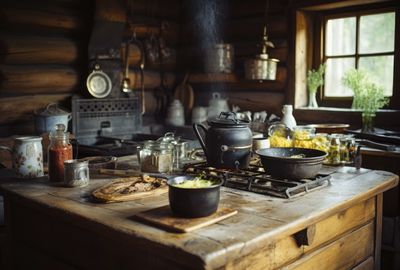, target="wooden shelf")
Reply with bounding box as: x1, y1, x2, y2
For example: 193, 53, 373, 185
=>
187, 66, 287, 91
